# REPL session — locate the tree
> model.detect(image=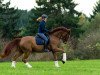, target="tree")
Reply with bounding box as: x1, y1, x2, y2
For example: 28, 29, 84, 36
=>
18, 10, 38, 36
90, 0, 100, 19
0, 1, 20, 39
0, 0, 4, 30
